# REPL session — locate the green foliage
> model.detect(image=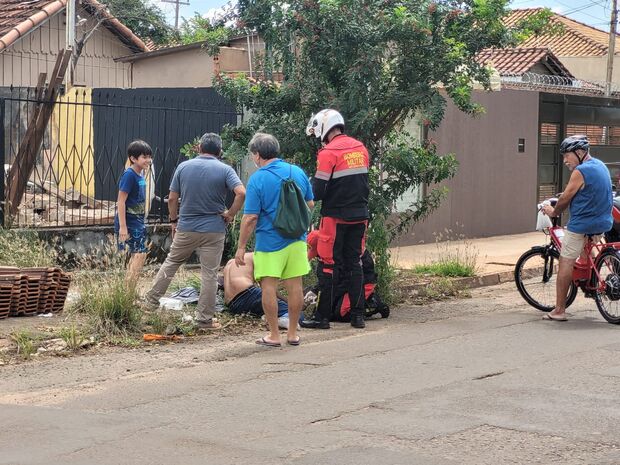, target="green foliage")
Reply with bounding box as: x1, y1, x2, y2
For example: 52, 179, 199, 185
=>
170, 270, 202, 291
0, 228, 56, 267
215, 0, 528, 296
512, 8, 565, 42
10, 330, 36, 359
180, 137, 201, 159
58, 325, 86, 351
178, 13, 235, 54
413, 261, 475, 278
412, 228, 479, 277
73, 272, 142, 338
99, 0, 174, 44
